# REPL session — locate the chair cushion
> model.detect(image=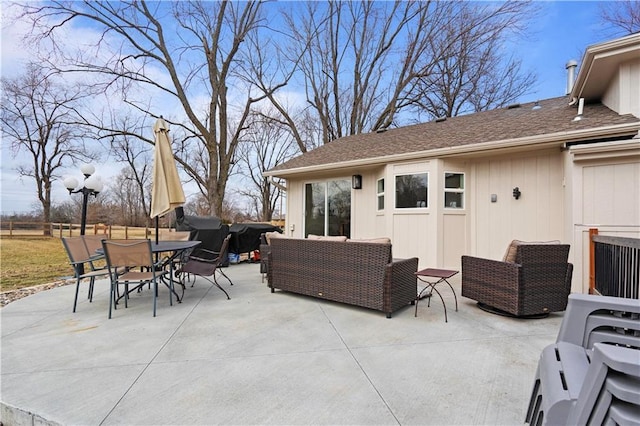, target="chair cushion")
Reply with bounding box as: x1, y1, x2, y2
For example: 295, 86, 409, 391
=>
502, 239, 561, 263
